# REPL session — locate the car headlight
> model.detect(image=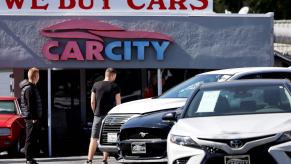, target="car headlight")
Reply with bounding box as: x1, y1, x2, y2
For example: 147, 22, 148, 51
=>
277, 131, 291, 143
170, 134, 199, 147
280, 131, 291, 142
0, 128, 11, 136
